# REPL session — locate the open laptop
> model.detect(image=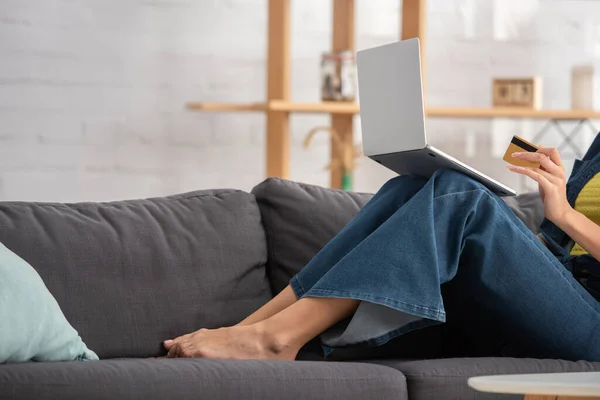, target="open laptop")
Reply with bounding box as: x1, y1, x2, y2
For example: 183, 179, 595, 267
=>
356, 38, 517, 197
